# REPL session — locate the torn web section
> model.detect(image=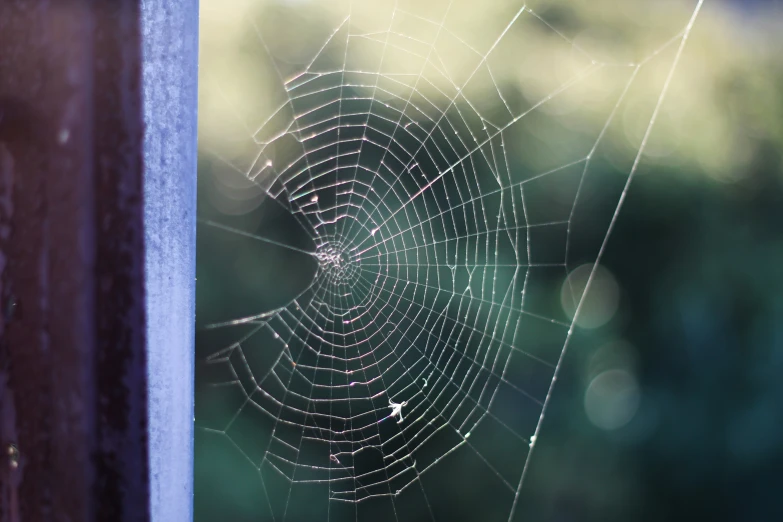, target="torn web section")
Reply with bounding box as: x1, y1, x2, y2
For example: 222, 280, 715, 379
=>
195, 0, 706, 520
